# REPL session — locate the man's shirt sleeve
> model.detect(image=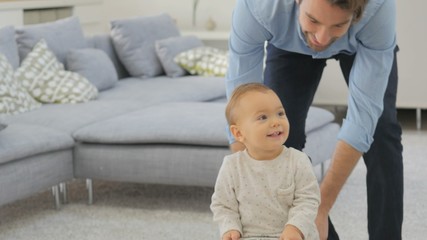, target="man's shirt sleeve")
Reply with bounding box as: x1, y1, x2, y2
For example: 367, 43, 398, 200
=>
339, 0, 396, 152
226, 0, 271, 143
